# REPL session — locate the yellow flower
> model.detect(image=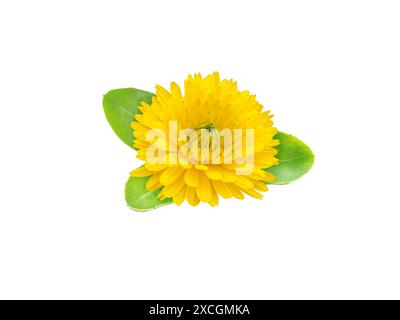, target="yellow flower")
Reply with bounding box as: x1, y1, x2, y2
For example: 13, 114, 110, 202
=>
130, 72, 279, 206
